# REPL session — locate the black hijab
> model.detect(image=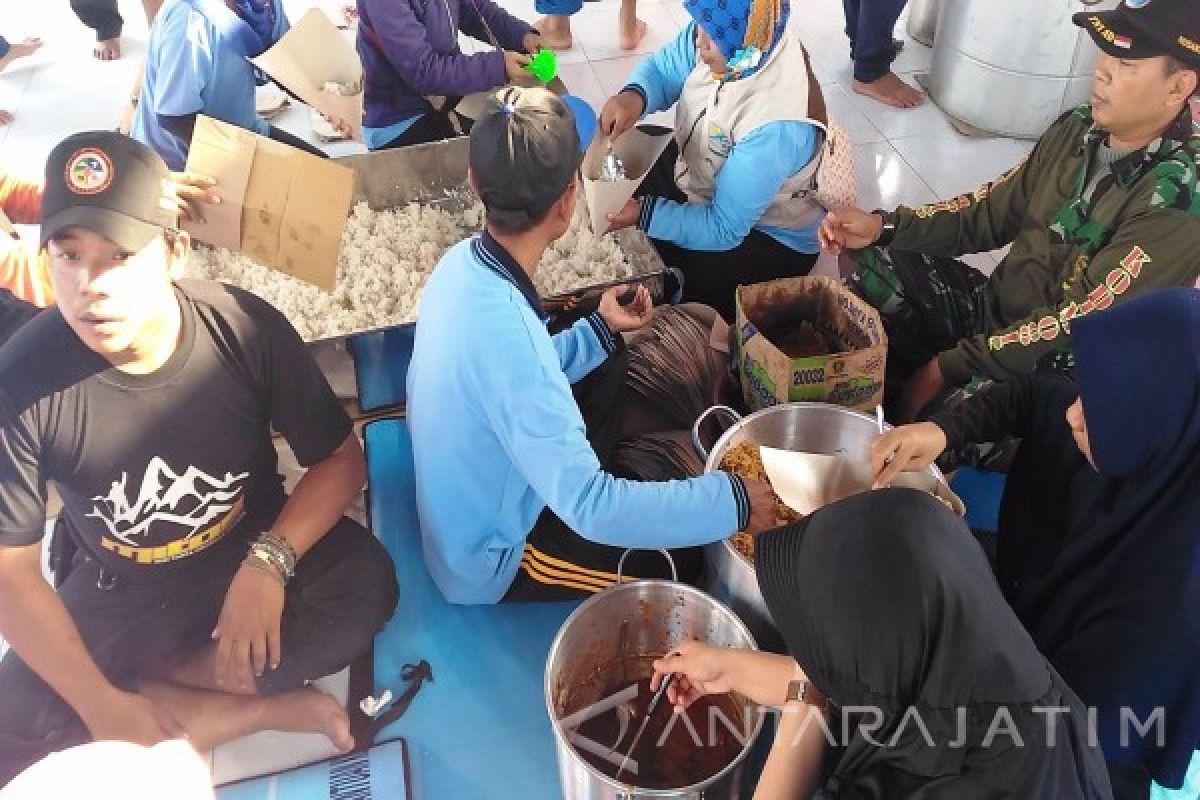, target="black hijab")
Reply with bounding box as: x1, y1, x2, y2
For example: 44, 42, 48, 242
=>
755, 488, 1113, 799
999, 287, 1200, 788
